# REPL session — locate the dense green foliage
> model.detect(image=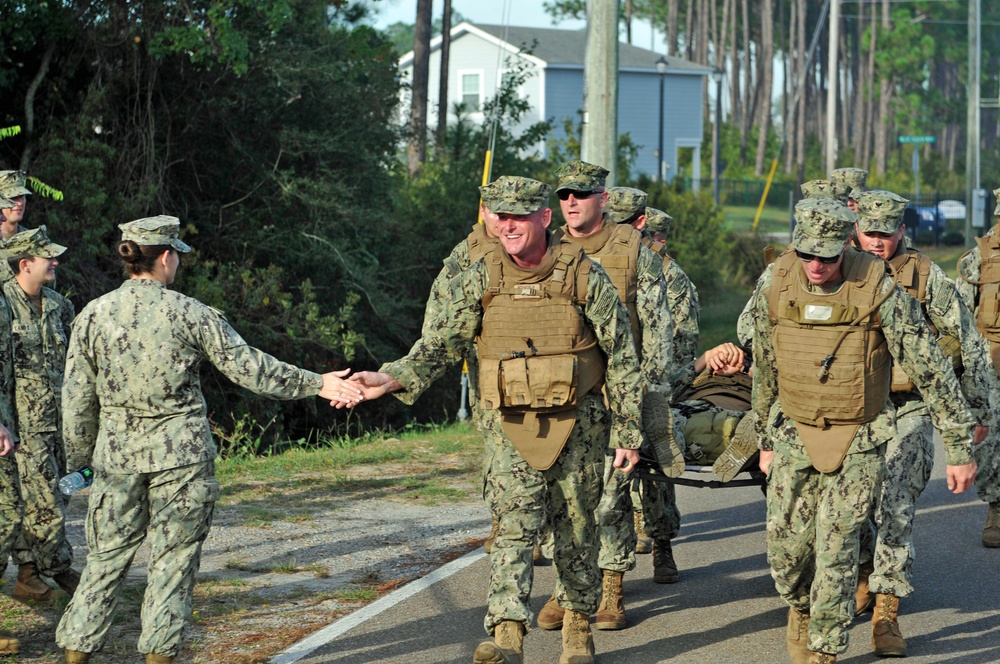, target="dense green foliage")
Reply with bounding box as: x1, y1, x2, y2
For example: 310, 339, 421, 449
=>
1, 0, 406, 445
